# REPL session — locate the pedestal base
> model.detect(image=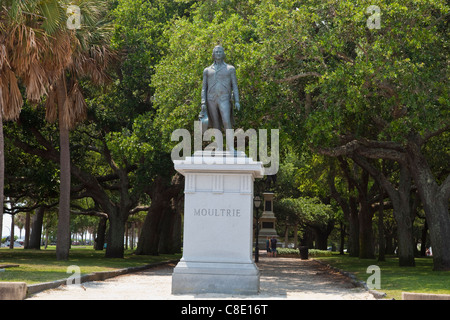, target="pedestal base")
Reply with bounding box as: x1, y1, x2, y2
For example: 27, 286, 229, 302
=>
172, 151, 263, 295
172, 260, 259, 295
